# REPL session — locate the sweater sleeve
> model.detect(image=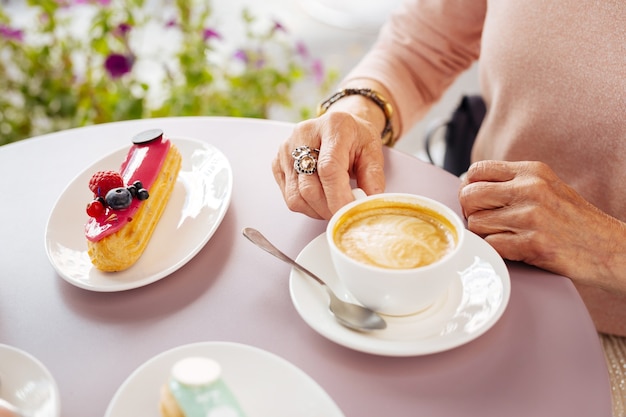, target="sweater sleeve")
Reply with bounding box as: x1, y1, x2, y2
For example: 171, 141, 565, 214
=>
343, 0, 486, 137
